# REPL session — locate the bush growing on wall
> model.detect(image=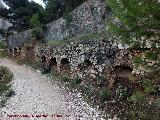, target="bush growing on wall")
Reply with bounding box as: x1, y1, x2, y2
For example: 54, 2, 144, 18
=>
0, 41, 5, 49
64, 13, 73, 37
0, 42, 7, 58
29, 14, 41, 29
0, 66, 14, 107
31, 27, 43, 39
29, 13, 43, 39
